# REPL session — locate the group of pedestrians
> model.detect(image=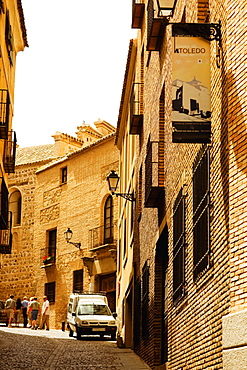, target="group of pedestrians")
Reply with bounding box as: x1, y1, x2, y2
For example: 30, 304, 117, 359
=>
4, 294, 50, 330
